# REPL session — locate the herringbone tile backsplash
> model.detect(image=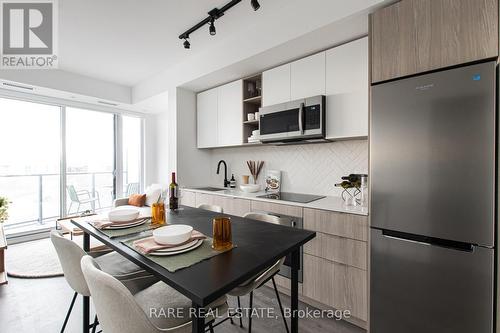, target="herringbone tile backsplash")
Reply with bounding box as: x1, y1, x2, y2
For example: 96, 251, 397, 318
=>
210, 140, 368, 196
